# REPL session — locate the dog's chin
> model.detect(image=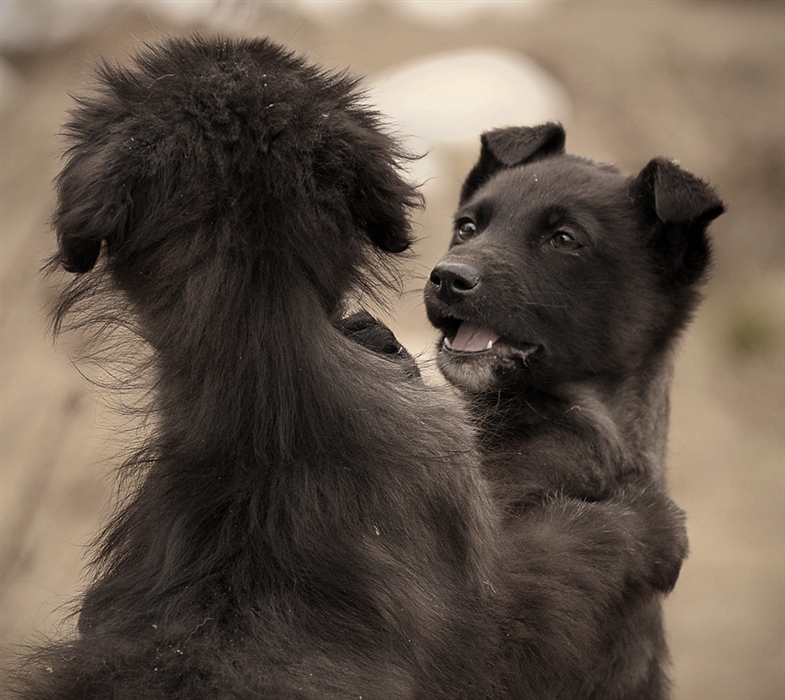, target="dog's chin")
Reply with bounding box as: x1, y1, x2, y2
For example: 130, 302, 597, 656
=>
436, 336, 540, 393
